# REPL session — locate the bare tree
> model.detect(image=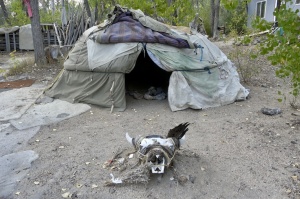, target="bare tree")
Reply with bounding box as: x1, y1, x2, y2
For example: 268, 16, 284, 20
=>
212, 0, 220, 40
30, 0, 47, 65
94, 3, 98, 24
210, 0, 220, 40
61, 0, 67, 26
51, 0, 55, 15
83, 0, 92, 19
210, 0, 215, 35
276, 0, 282, 12
0, 0, 10, 25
